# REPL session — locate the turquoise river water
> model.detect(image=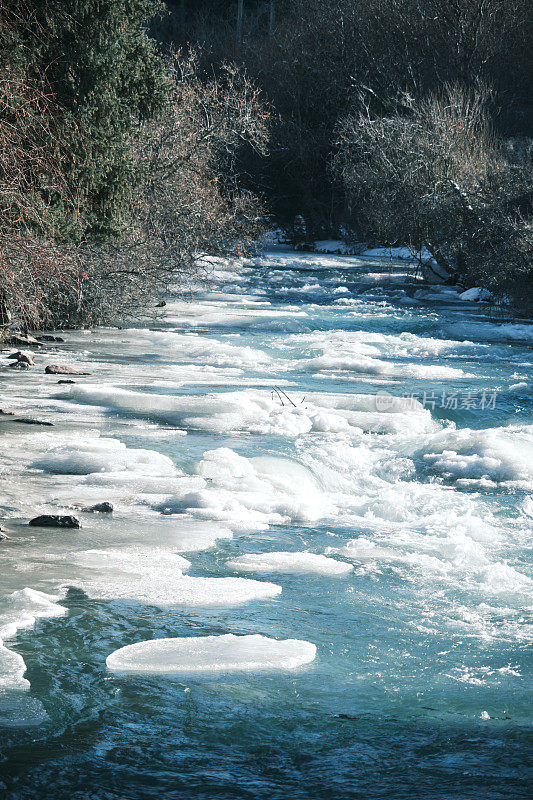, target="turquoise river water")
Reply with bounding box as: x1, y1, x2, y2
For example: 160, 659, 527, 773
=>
0, 247, 531, 799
